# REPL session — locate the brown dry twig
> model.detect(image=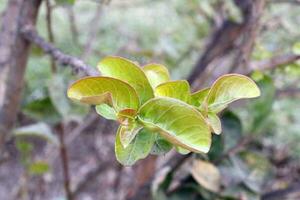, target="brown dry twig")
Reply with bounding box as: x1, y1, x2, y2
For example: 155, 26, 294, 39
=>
21, 25, 98, 76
